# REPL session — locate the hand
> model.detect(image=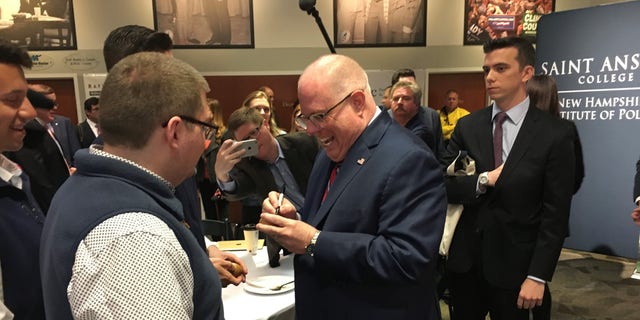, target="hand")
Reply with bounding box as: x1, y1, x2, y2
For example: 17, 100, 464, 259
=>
257, 213, 317, 254
69, 166, 77, 175
207, 245, 247, 287
487, 163, 504, 187
262, 191, 297, 220
214, 139, 245, 182
517, 278, 544, 309
631, 206, 640, 227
